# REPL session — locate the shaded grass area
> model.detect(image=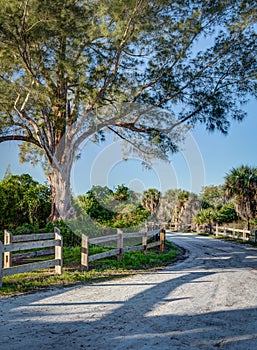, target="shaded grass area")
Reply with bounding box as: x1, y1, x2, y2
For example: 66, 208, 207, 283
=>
0, 241, 178, 297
